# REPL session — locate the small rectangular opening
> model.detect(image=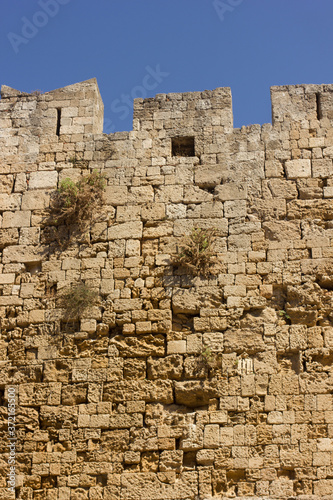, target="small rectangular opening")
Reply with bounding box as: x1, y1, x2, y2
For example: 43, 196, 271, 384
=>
56, 108, 61, 136
172, 136, 195, 157
25, 262, 41, 275
316, 93, 322, 120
